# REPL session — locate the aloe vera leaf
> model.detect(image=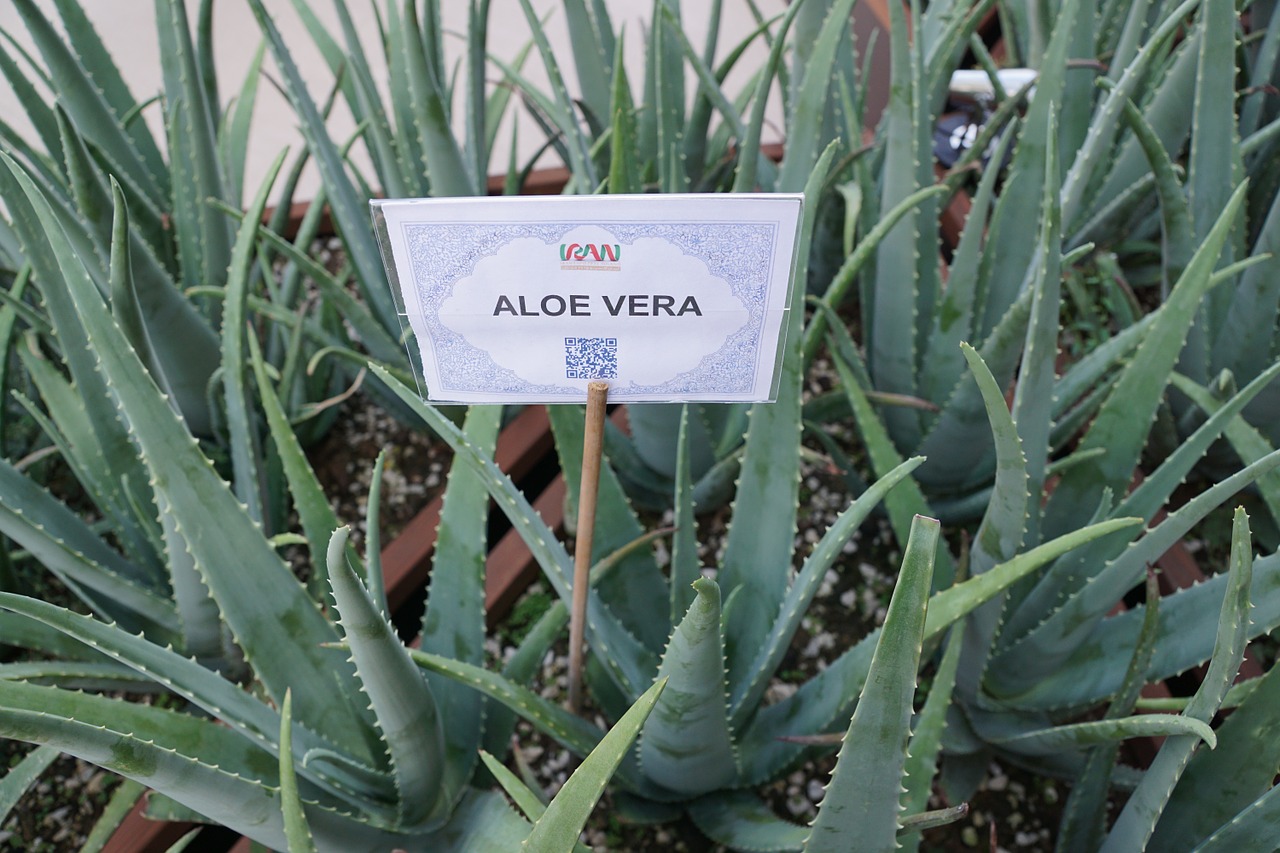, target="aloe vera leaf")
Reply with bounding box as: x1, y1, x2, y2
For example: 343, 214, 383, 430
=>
640, 578, 737, 793
1189, 0, 1243, 367
719, 151, 830, 697
990, 715, 1216, 756
155, 475, 226, 670
246, 0, 397, 332
0, 660, 152, 691
907, 1, 942, 365
900, 628, 963, 852
670, 407, 701, 624
374, 378, 660, 700
1088, 27, 1200, 221
1009, 362, 1280, 641
100, 183, 220, 436
654, 8, 689, 194
524, 678, 665, 850
562, 0, 612, 137
53, 107, 115, 257
1188, 0, 1240, 241
1212, 179, 1280, 381
48, 0, 165, 173
1059, 0, 1099, 166
5, 156, 377, 762
80, 778, 146, 853
1153, 656, 1280, 847
278, 691, 318, 853
1190, 785, 1280, 852
0, 679, 295, 845
976, 0, 1079, 340
955, 342, 1029, 697
1044, 180, 1247, 534
468, 0, 504, 183
326, 2, 408, 200
1050, 299, 1153, 420
248, 332, 340, 600
0, 744, 58, 824
1114, 87, 1195, 290
688, 789, 806, 852
920, 128, 1015, 404
1057, 572, 1162, 853
218, 41, 265, 205
408, 650, 663, 798
11, 0, 167, 212
419, 404, 501, 808
607, 39, 642, 195
0, 28, 62, 167
512, 0, 595, 190
222, 151, 286, 524
1102, 508, 1254, 852
912, 281, 1036, 495
866, 0, 925, 450
992, 449, 1280, 693
729, 456, 926, 726
802, 183, 952, 369
731, 0, 806, 192
479, 751, 546, 822
212, 201, 403, 368
737, 516, 1141, 781
1011, 548, 1280, 711
1060, 0, 1202, 229
326, 528, 445, 827
401, 0, 475, 196
0, 608, 101, 662
0, 591, 386, 803
775, 0, 858, 193
156, 0, 233, 294
1171, 372, 1280, 529
1010, 118, 1061, 545
15, 340, 161, 577
0, 462, 178, 639
550, 406, 670, 651
1240, 2, 1280, 135
826, 317, 939, 537
805, 515, 939, 852
423, 787, 536, 851
922, 0, 996, 111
